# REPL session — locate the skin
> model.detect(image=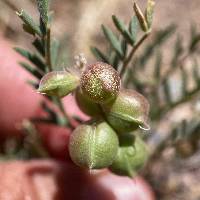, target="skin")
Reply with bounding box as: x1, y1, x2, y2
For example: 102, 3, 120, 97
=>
0, 160, 155, 200
0, 37, 42, 138
0, 37, 155, 200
